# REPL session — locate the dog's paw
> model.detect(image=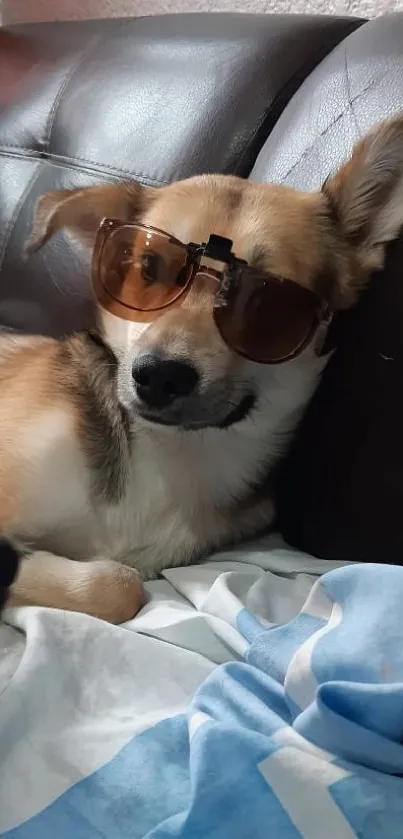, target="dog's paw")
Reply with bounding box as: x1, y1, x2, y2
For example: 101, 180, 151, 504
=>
68, 559, 147, 624
0, 538, 21, 614
90, 561, 147, 624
